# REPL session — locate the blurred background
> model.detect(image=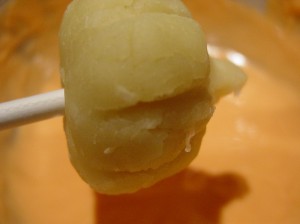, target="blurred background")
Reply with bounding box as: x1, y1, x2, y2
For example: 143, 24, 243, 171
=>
1, 0, 300, 223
